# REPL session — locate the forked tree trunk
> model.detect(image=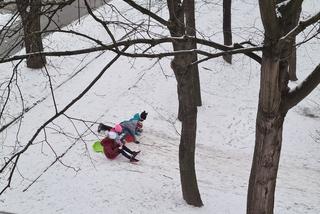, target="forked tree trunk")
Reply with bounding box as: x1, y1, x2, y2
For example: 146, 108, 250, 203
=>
223, 0, 232, 64
167, 0, 203, 206
246, 1, 308, 212
17, 0, 46, 69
